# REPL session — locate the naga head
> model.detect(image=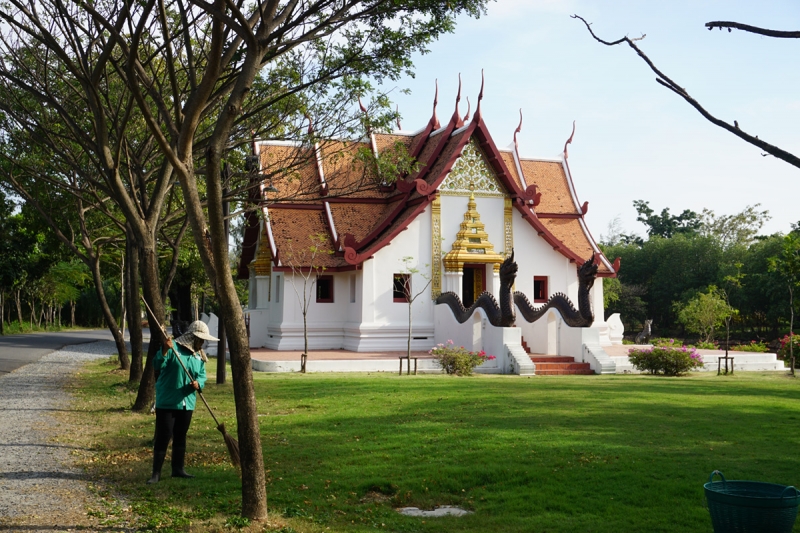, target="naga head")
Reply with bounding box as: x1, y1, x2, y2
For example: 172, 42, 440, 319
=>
577, 257, 599, 289
499, 249, 518, 284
